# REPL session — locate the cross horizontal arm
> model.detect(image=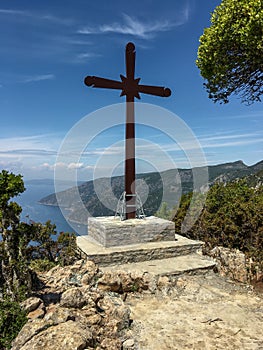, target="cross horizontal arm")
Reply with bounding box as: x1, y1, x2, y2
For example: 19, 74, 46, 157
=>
84, 76, 123, 90
138, 84, 171, 97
